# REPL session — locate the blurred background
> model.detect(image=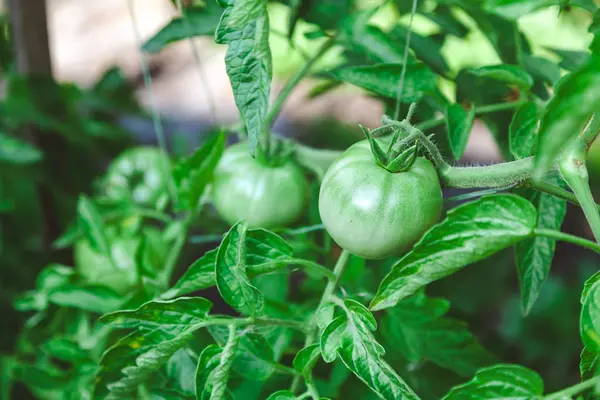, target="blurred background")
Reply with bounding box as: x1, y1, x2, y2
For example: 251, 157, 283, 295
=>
1, 0, 599, 396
